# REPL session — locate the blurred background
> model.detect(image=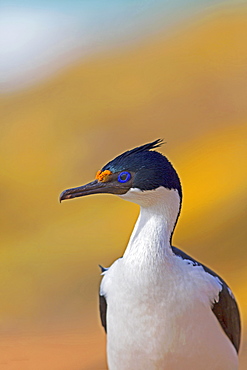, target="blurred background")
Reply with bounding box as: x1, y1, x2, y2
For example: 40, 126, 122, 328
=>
0, 0, 247, 369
